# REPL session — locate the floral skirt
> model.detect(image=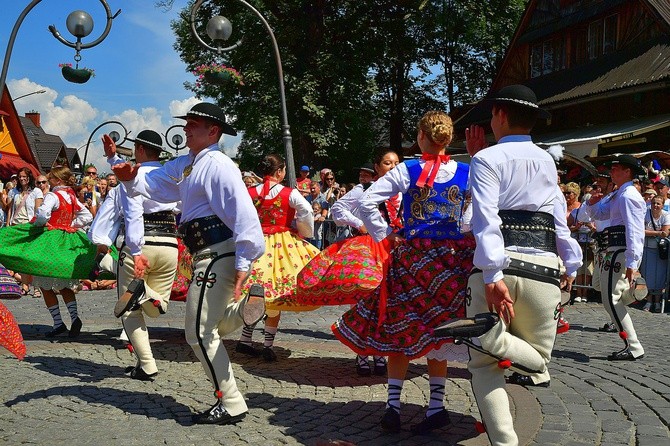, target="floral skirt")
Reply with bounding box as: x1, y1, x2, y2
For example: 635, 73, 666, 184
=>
0, 224, 103, 279
170, 239, 192, 302
245, 230, 321, 312
332, 236, 475, 359
0, 301, 26, 360
296, 235, 392, 306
